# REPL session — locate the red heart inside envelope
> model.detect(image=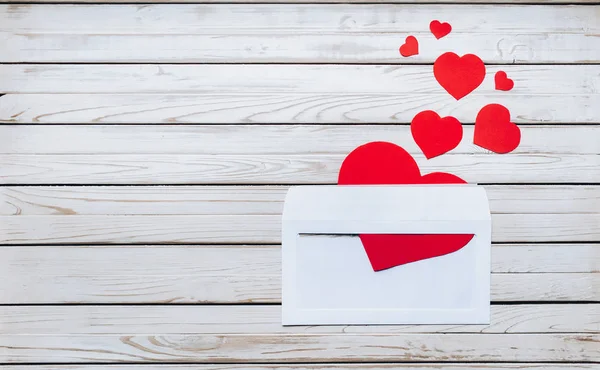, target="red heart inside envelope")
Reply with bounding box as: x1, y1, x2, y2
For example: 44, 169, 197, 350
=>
338, 141, 474, 271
